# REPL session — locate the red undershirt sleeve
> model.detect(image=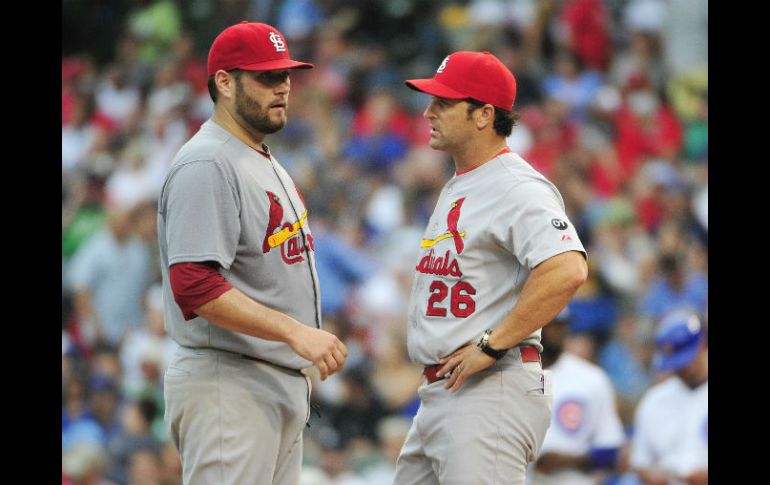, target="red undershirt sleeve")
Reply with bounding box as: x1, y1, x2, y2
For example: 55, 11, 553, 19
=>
169, 261, 234, 321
